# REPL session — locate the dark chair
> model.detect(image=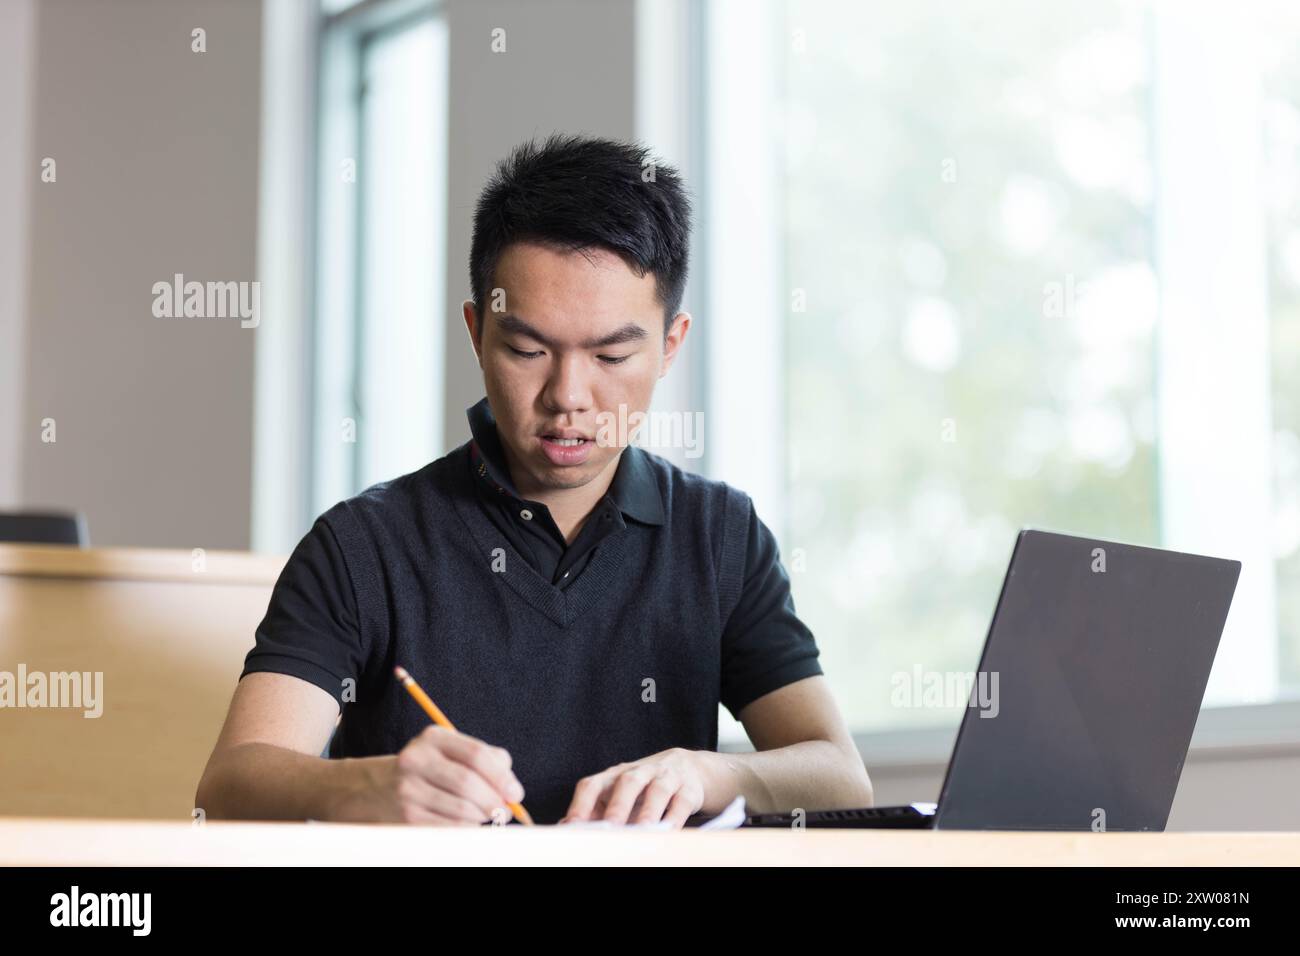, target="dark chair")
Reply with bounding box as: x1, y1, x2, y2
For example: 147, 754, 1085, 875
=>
0, 511, 89, 546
